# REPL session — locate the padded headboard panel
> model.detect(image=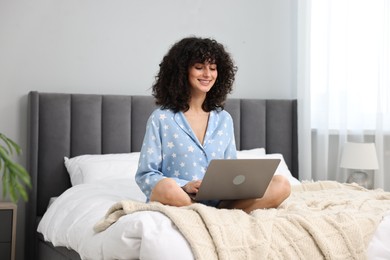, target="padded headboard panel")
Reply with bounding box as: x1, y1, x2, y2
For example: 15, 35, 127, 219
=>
26, 91, 298, 219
